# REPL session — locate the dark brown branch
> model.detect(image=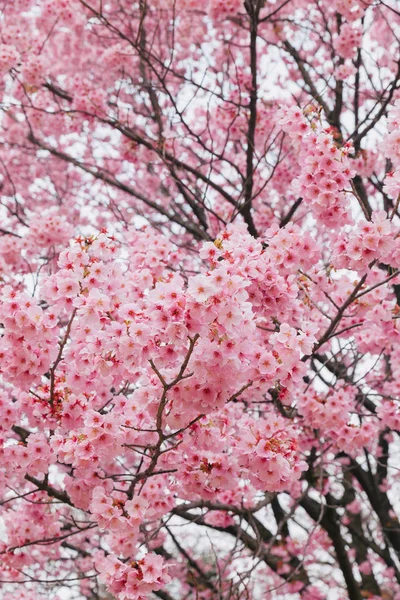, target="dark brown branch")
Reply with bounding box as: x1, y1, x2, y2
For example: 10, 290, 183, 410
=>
279, 197, 303, 227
